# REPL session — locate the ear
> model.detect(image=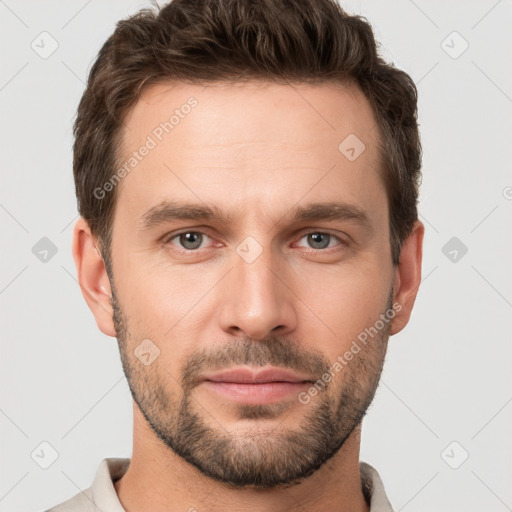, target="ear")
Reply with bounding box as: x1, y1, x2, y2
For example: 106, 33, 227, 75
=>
390, 220, 424, 335
72, 217, 116, 337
